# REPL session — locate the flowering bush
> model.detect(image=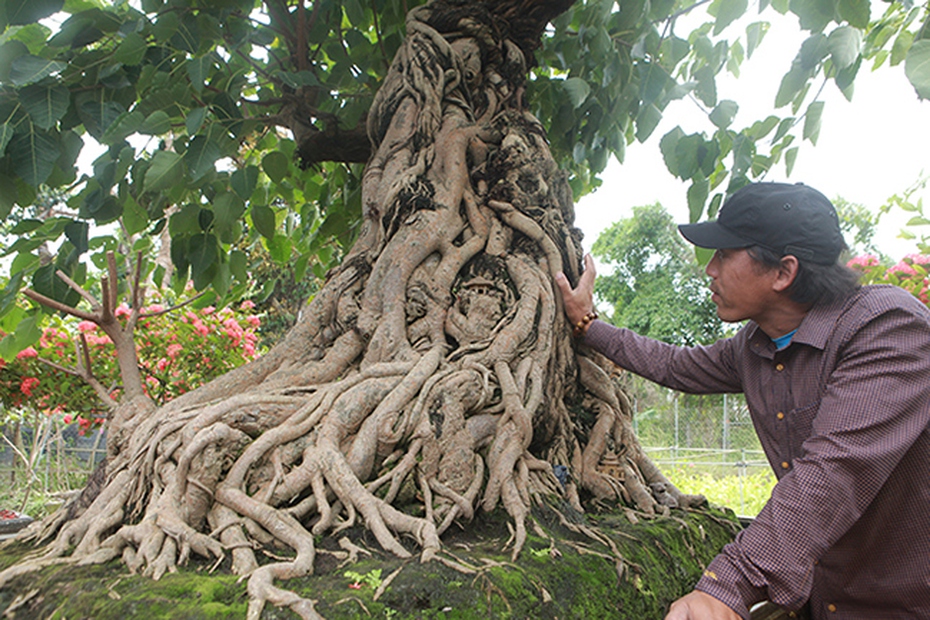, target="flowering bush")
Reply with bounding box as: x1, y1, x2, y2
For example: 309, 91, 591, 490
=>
848, 253, 930, 304
0, 298, 264, 433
